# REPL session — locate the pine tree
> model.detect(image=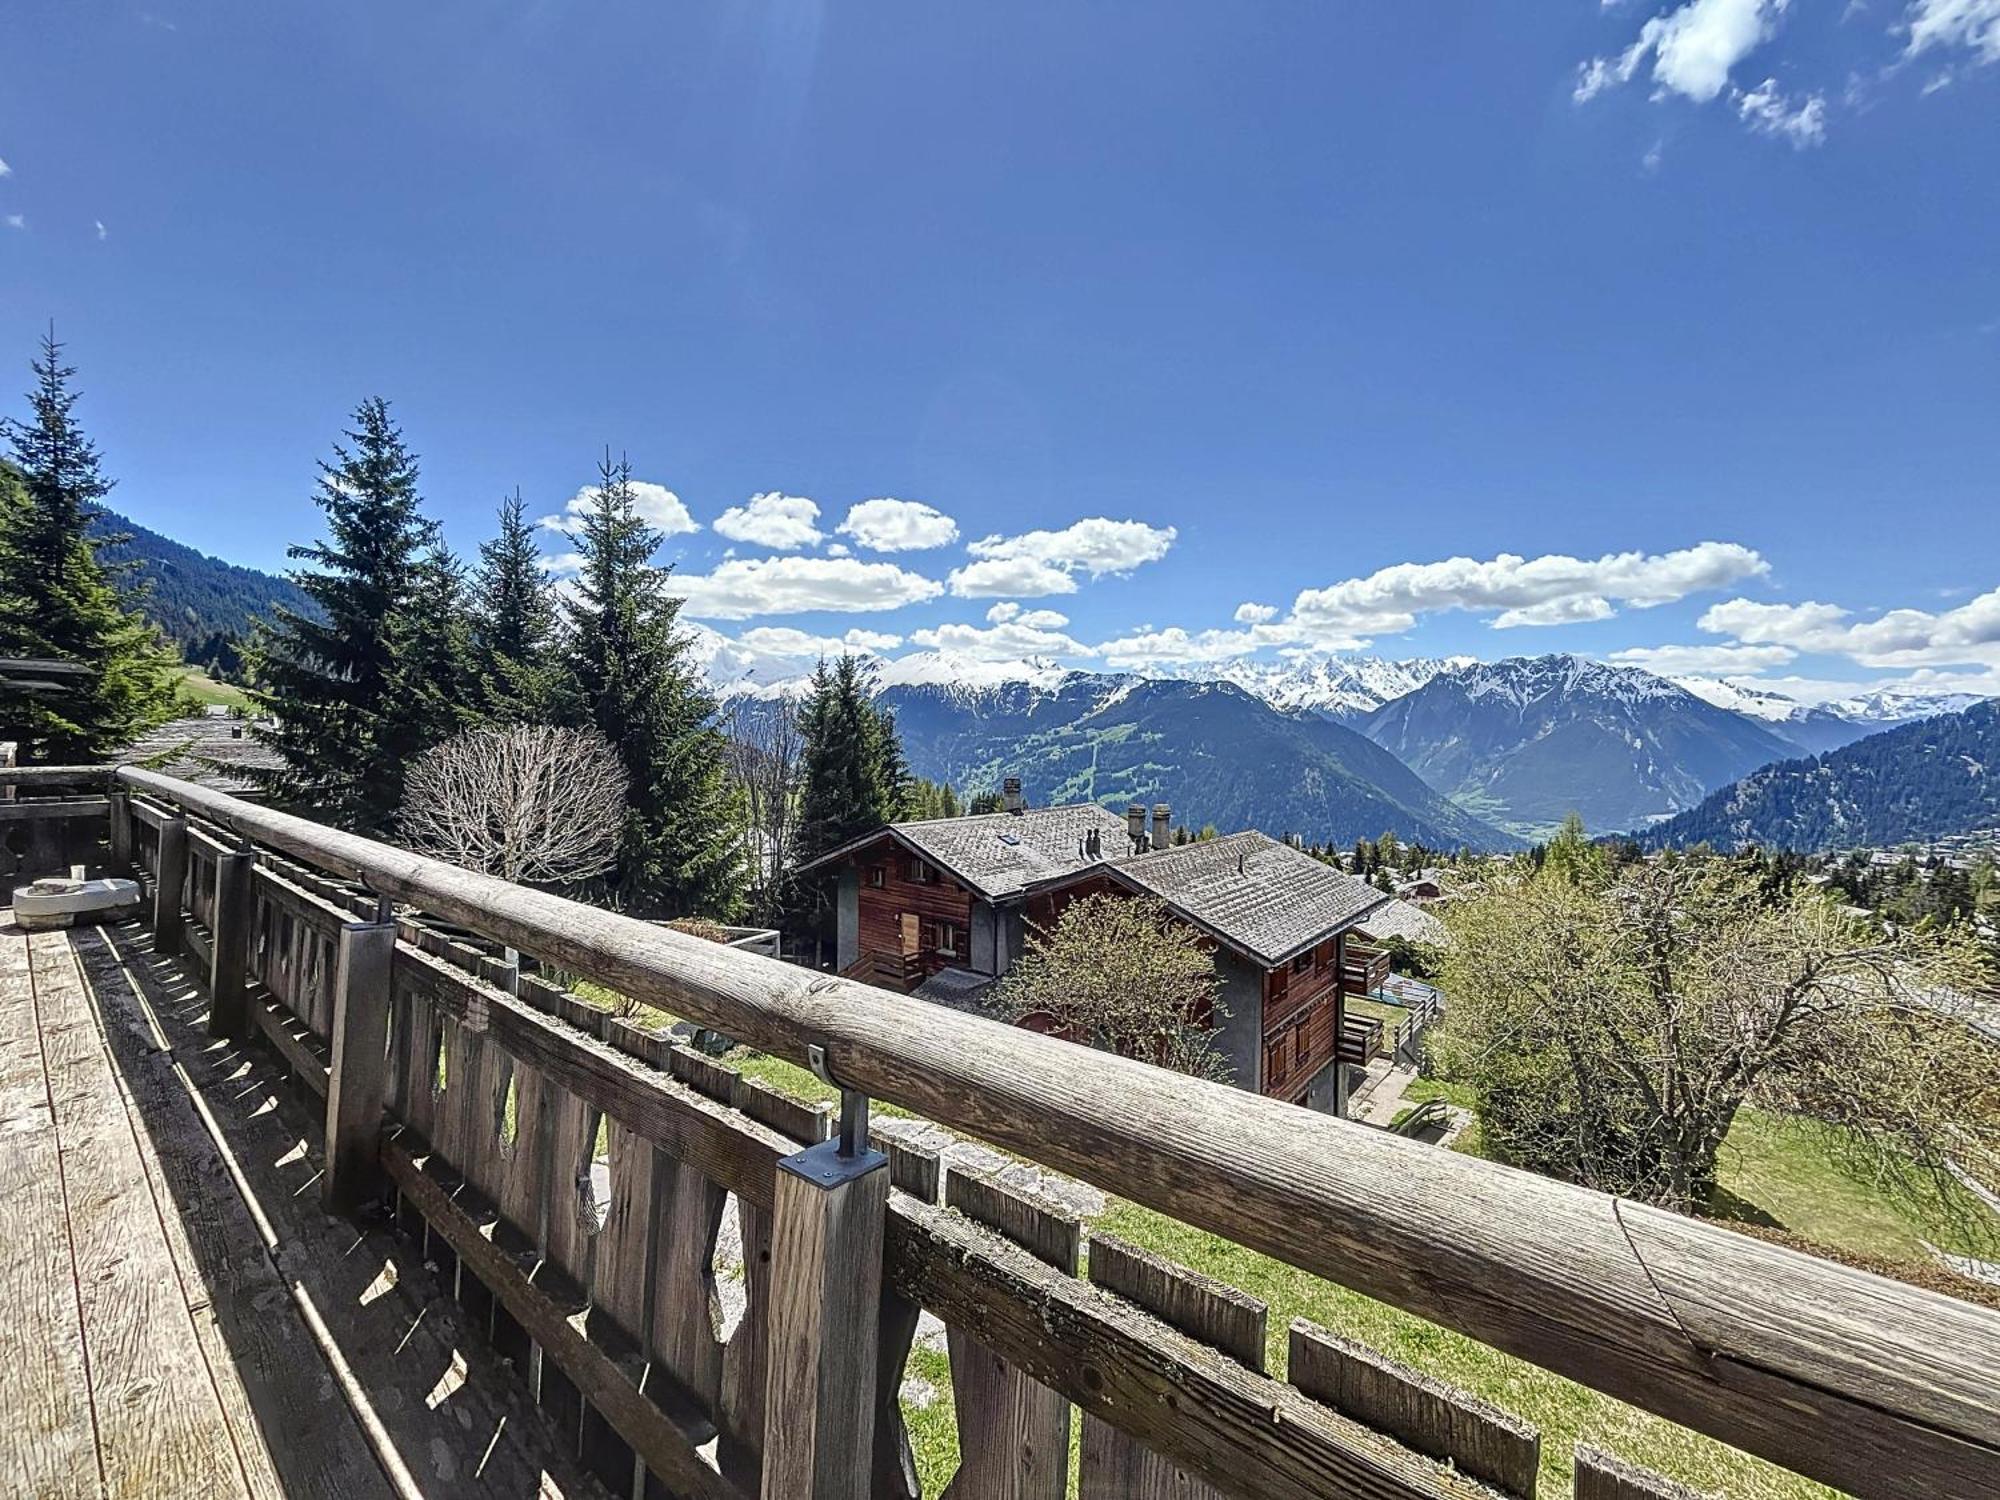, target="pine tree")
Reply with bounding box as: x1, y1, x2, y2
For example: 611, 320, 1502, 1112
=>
795, 654, 904, 862
396, 542, 477, 752
249, 398, 435, 832
565, 451, 742, 917
471, 491, 566, 720
0, 332, 175, 761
